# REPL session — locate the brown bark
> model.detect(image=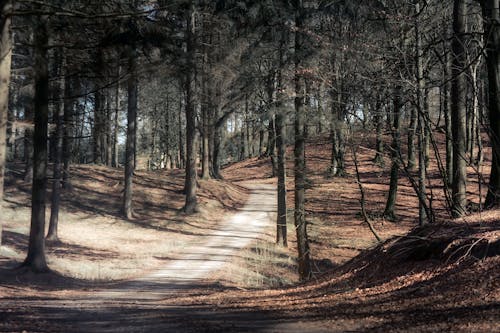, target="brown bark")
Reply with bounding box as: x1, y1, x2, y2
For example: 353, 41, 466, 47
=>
183, 5, 198, 214
62, 77, 73, 190
123, 46, 137, 220
0, 0, 11, 202
451, 0, 468, 217
47, 49, 65, 242
482, 0, 500, 207
276, 30, 288, 247
384, 85, 402, 220
294, 0, 311, 281
23, 12, 49, 272
443, 18, 453, 188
